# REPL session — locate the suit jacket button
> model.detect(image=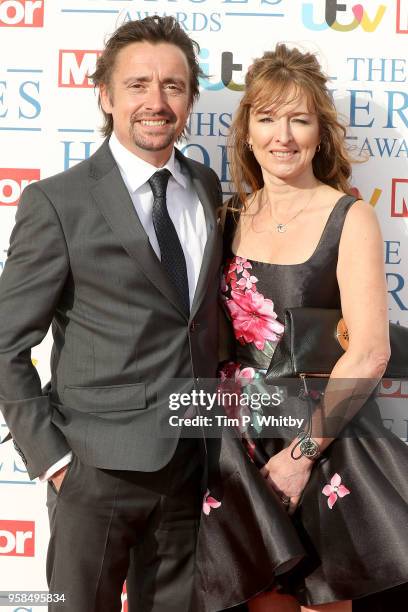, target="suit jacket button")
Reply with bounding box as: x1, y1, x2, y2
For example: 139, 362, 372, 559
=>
190, 321, 200, 332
